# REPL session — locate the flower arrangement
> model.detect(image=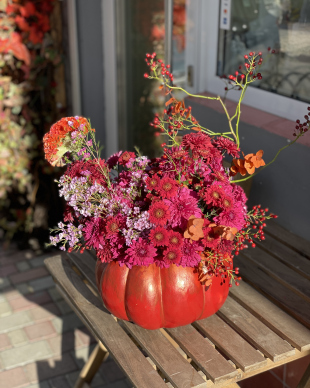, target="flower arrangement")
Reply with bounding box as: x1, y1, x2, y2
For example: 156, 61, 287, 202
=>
45, 52, 309, 288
